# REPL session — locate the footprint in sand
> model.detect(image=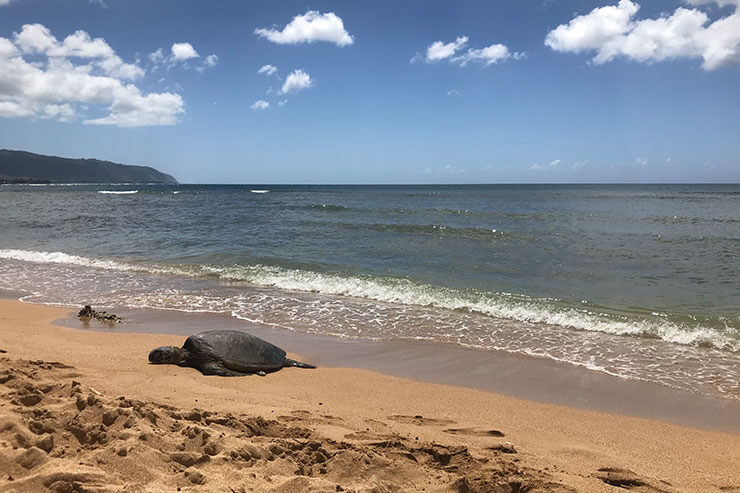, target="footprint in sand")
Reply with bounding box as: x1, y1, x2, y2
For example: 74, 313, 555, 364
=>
386, 415, 456, 426
343, 430, 400, 442
276, 410, 345, 427
443, 427, 505, 438
595, 467, 674, 492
